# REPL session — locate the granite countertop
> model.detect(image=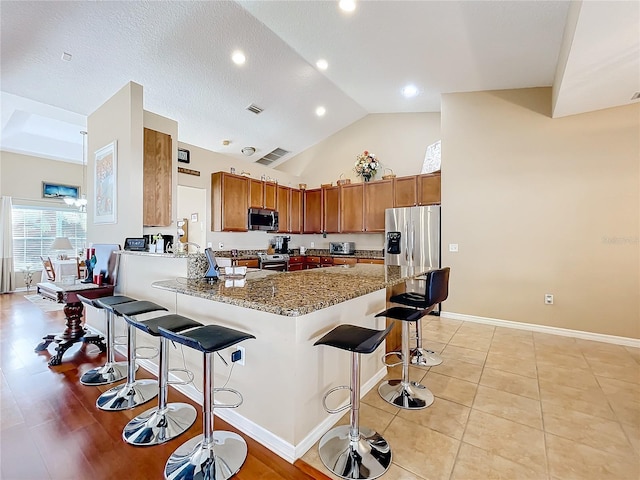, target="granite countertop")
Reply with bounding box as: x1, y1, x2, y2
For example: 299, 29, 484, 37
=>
152, 264, 431, 317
